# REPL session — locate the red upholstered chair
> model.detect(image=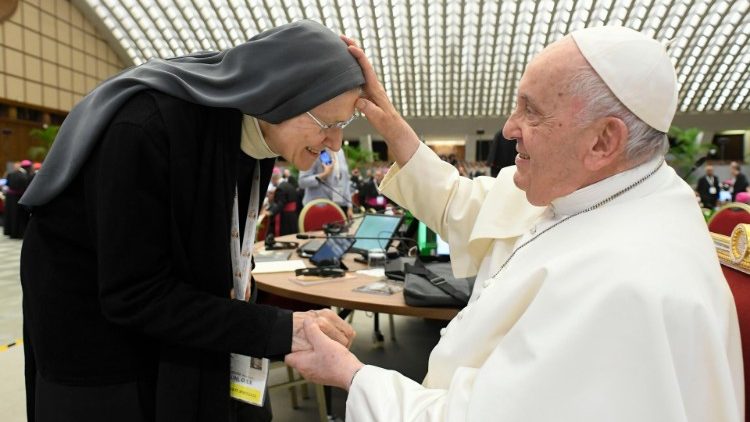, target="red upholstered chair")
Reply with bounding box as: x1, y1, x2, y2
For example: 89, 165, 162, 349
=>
708, 202, 750, 236
712, 223, 750, 420
720, 264, 750, 421
298, 199, 346, 233
255, 213, 269, 243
